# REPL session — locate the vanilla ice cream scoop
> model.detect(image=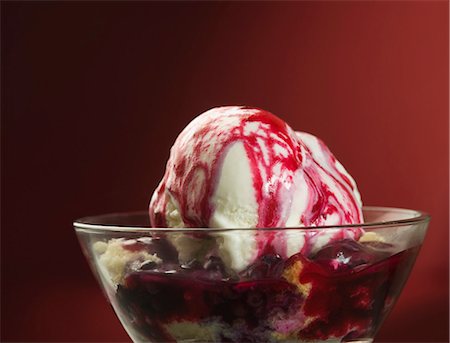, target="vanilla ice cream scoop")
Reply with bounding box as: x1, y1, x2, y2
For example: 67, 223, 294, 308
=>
149, 106, 363, 271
